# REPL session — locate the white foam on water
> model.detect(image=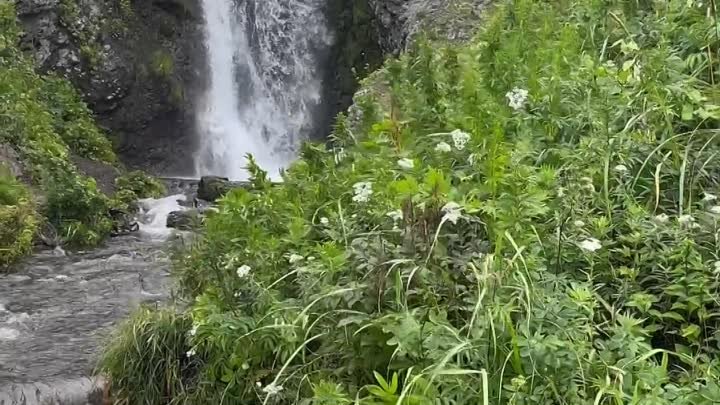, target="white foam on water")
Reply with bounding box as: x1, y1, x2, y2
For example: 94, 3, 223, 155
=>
137, 194, 187, 240
0, 327, 19, 341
